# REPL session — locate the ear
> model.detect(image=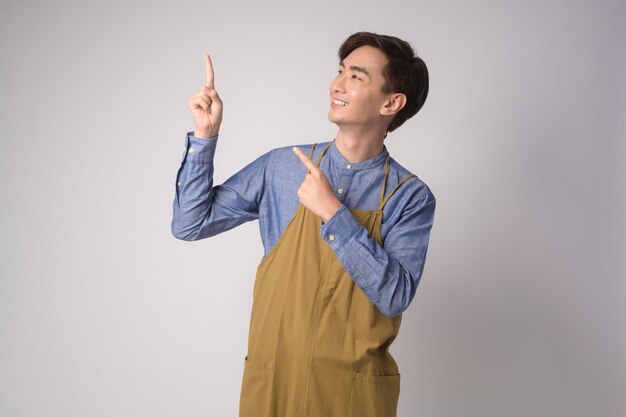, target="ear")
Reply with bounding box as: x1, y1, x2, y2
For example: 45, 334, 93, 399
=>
380, 93, 407, 116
